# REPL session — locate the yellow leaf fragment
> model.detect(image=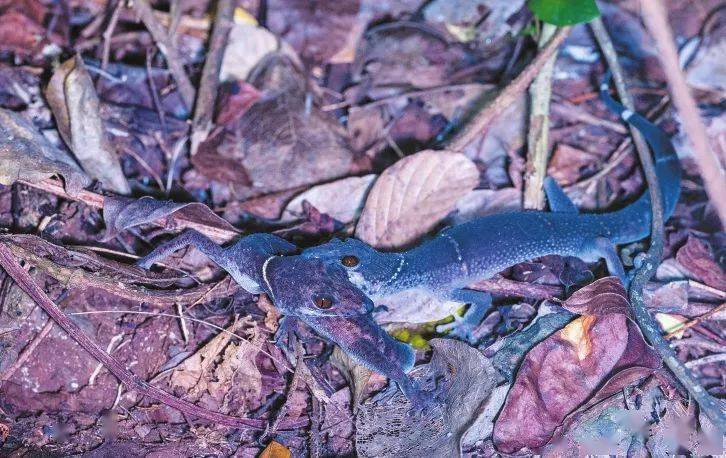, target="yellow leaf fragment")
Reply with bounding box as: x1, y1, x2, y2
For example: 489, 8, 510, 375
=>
560, 315, 597, 361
